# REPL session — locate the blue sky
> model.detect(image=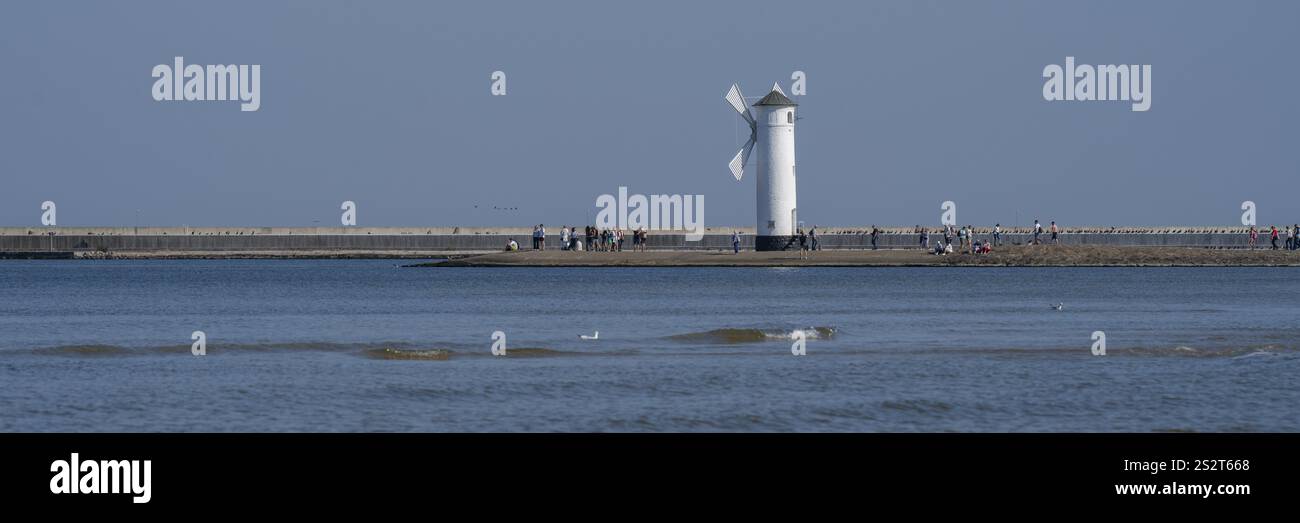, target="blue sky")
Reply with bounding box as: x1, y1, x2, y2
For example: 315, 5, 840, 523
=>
1, 0, 1296, 228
